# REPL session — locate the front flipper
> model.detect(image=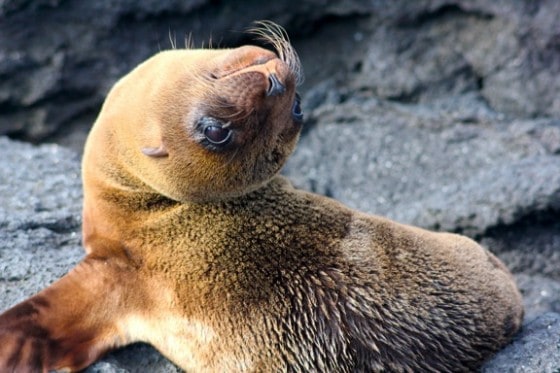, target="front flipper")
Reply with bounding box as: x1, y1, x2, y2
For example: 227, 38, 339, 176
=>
0, 255, 143, 372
